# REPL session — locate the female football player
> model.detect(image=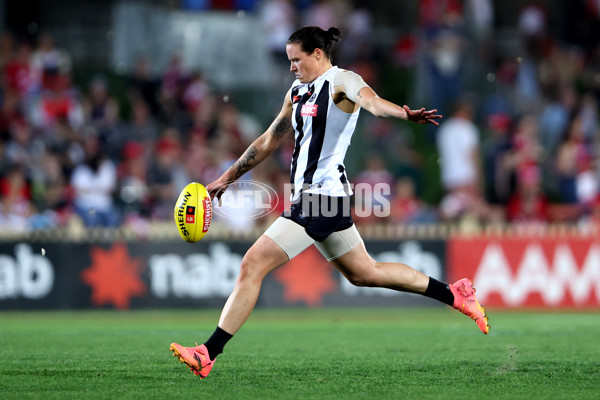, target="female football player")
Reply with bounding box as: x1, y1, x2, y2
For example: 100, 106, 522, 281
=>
170, 26, 489, 379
